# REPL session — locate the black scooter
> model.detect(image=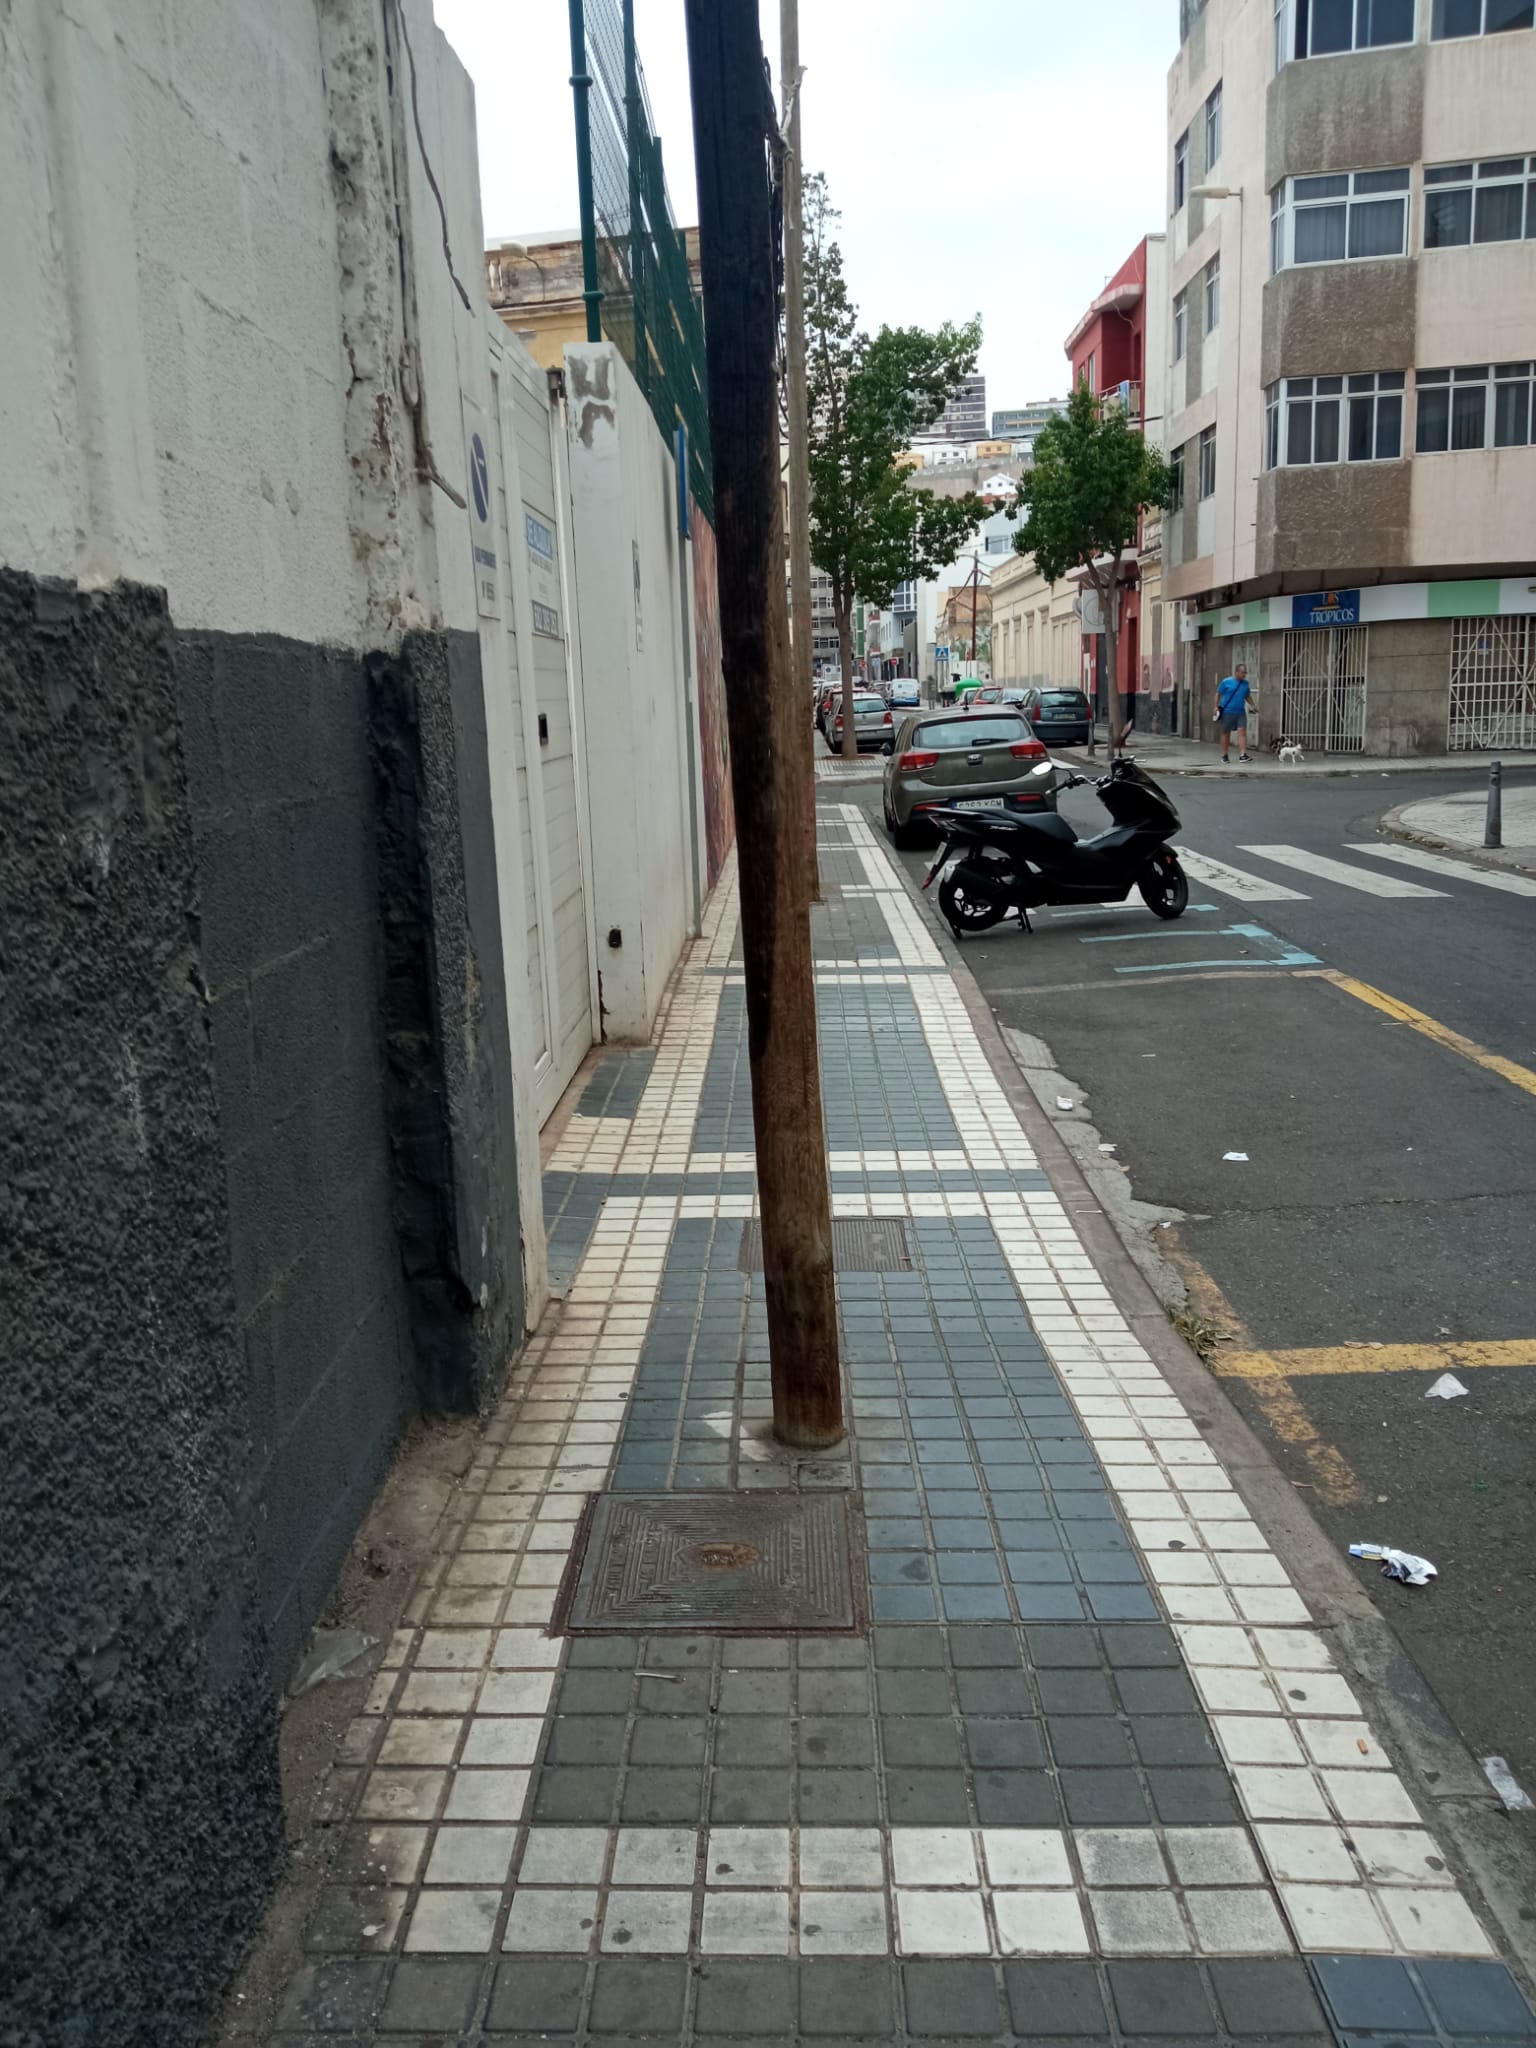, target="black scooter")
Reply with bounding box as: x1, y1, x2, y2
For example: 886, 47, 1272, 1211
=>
922, 756, 1188, 937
